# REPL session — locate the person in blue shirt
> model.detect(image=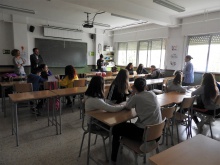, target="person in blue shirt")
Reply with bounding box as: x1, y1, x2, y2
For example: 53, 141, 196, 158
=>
182, 55, 194, 86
